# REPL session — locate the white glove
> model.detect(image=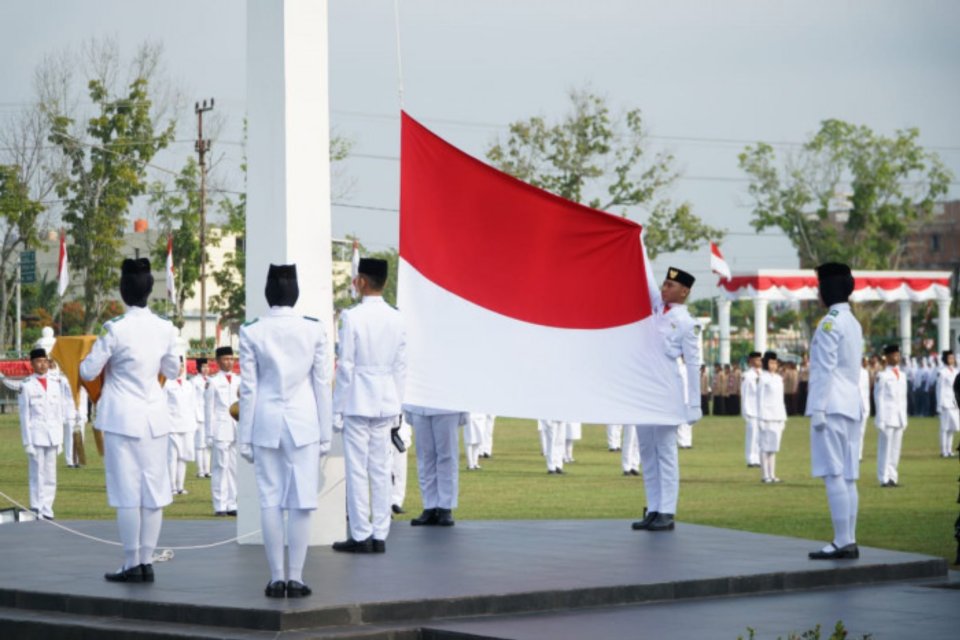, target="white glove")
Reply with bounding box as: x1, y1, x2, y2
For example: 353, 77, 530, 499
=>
239, 443, 254, 463
56, 444, 63, 455
685, 406, 702, 424
333, 414, 344, 433
206, 436, 214, 447
318, 441, 331, 458
810, 411, 827, 432
24, 444, 36, 457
